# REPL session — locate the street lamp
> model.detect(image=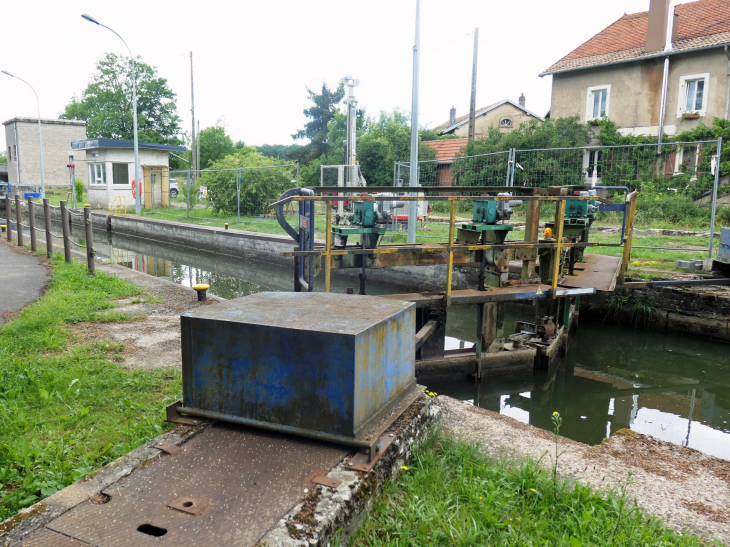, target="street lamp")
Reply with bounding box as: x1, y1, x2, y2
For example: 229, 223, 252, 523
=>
2, 70, 46, 198
81, 13, 141, 214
